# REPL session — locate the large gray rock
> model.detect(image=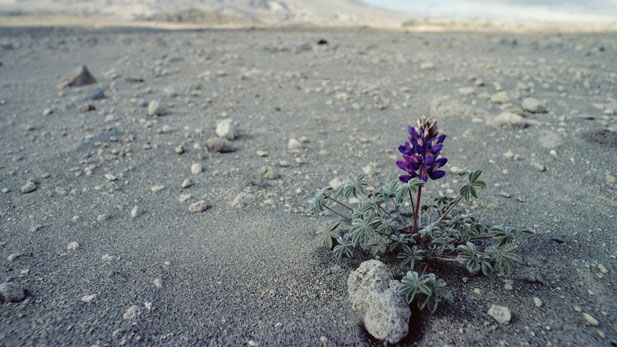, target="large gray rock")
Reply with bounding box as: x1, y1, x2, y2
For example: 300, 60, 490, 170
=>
430, 96, 488, 118
348, 260, 411, 344
522, 98, 546, 113
0, 282, 25, 303
57, 65, 97, 89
